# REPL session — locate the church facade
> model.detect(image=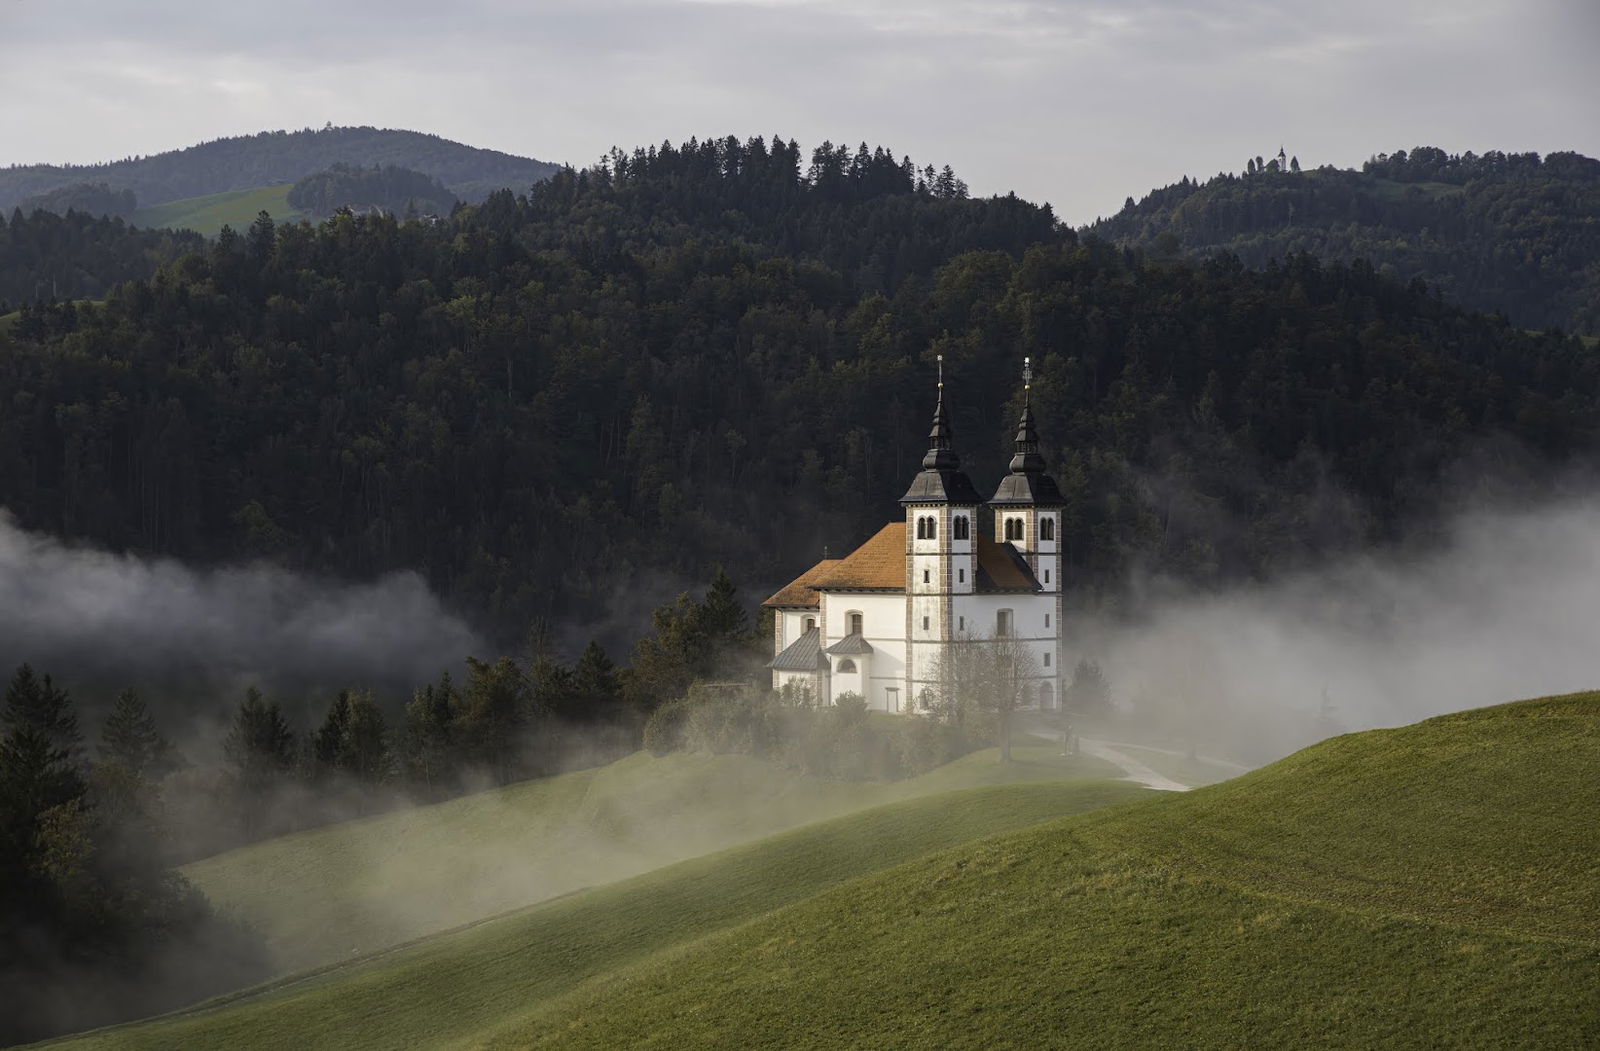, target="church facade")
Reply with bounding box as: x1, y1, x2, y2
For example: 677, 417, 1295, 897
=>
763, 361, 1065, 713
